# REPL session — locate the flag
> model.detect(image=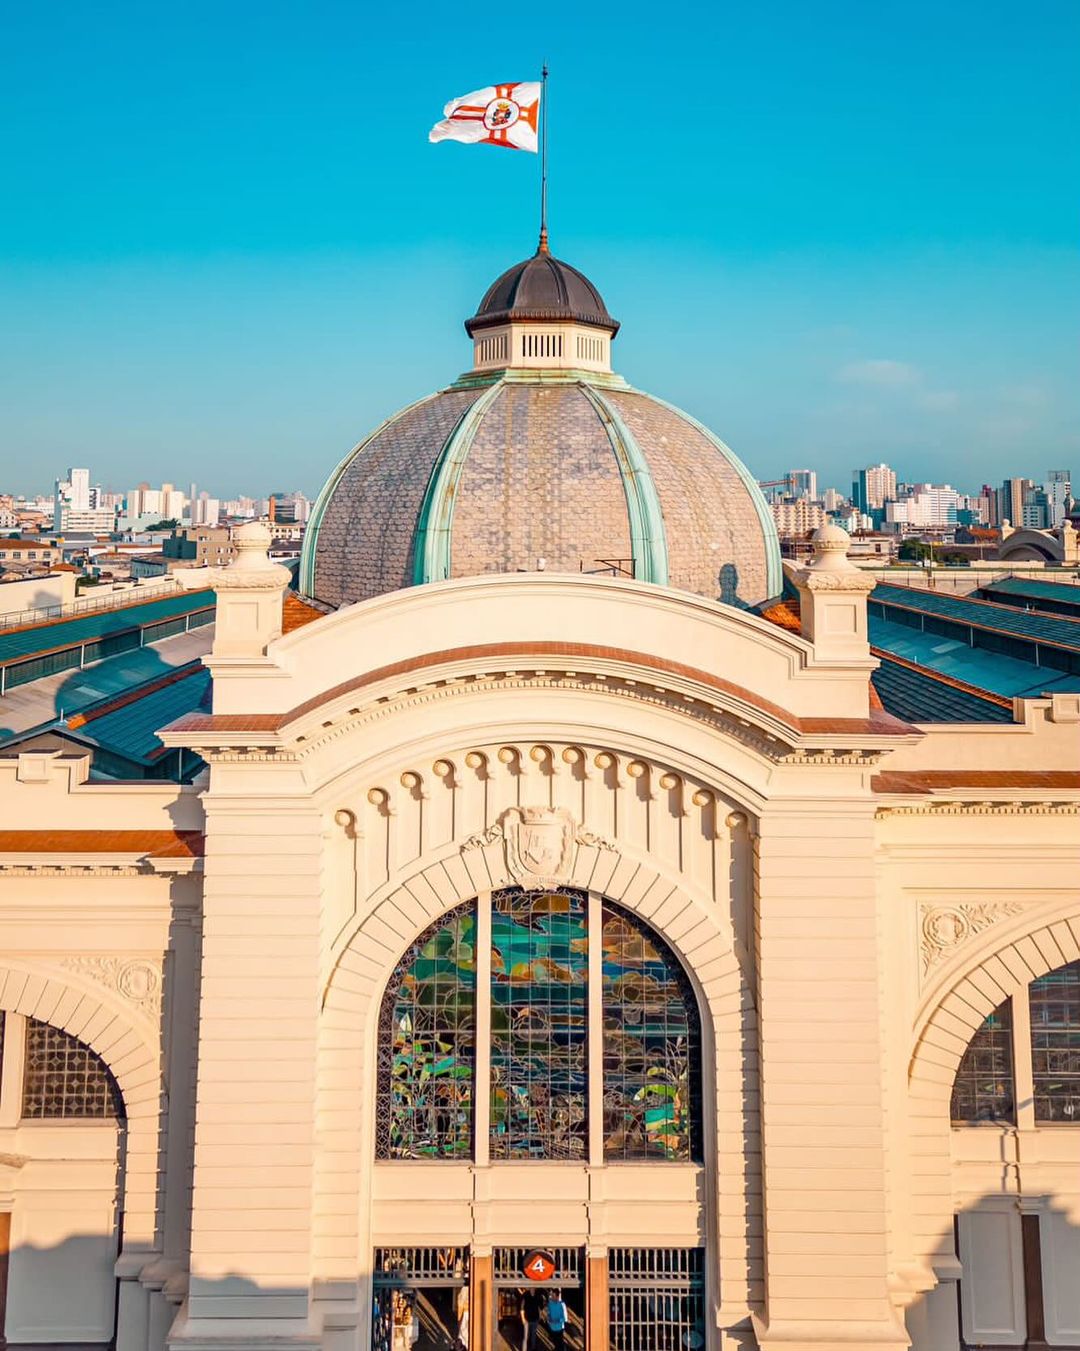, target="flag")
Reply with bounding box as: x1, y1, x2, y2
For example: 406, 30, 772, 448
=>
429, 81, 541, 152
